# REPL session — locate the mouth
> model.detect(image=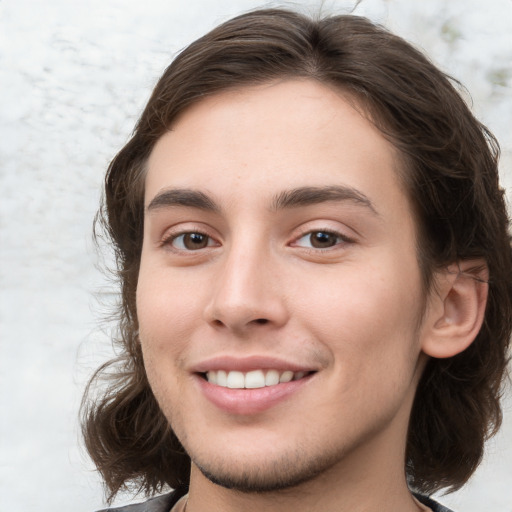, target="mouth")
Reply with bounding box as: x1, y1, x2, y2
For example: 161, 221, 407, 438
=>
200, 369, 314, 389
194, 359, 317, 414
